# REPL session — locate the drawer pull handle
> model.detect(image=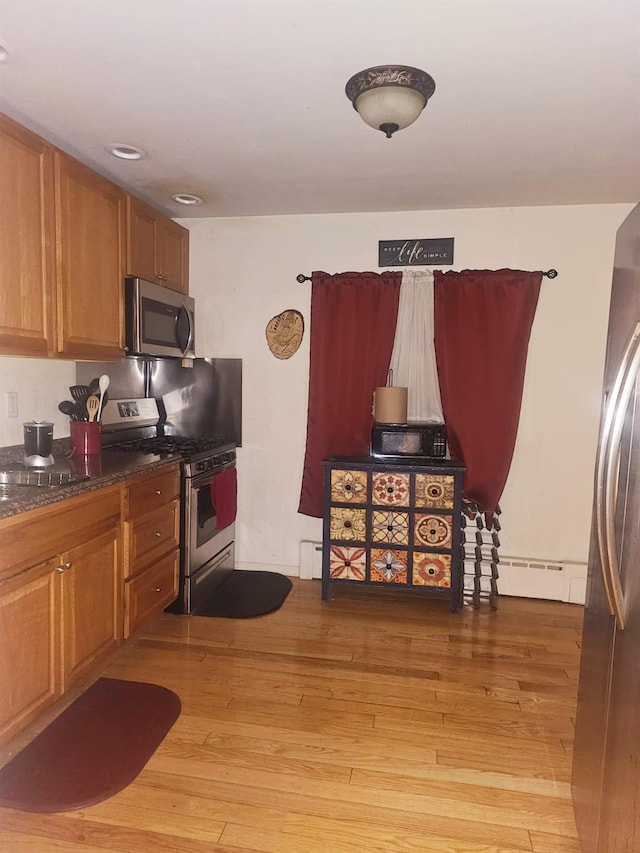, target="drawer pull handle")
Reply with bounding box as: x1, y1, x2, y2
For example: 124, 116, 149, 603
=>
155, 531, 162, 537
155, 489, 162, 495
154, 586, 162, 593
